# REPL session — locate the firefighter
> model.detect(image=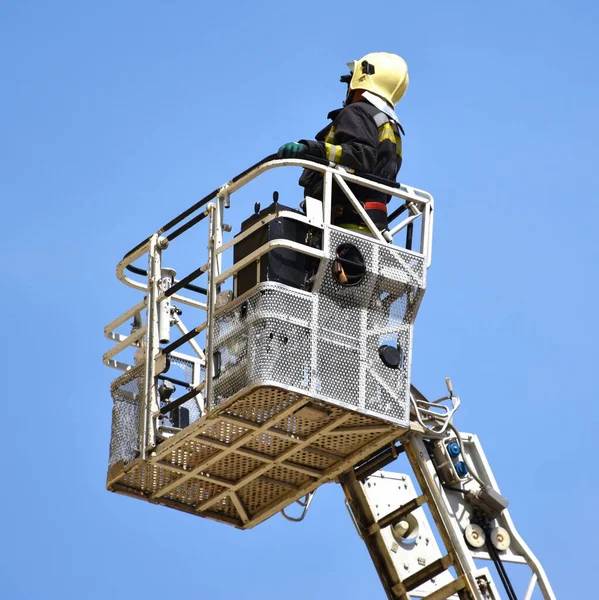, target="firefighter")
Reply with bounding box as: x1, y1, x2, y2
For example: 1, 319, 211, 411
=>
277, 52, 409, 232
